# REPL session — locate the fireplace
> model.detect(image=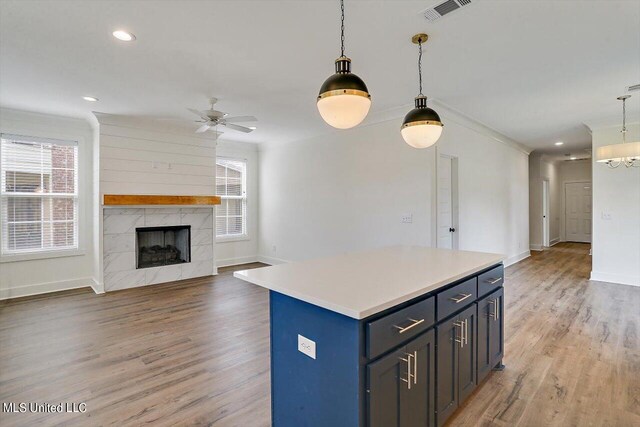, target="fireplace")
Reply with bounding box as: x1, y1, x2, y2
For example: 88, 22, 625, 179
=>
136, 225, 191, 269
